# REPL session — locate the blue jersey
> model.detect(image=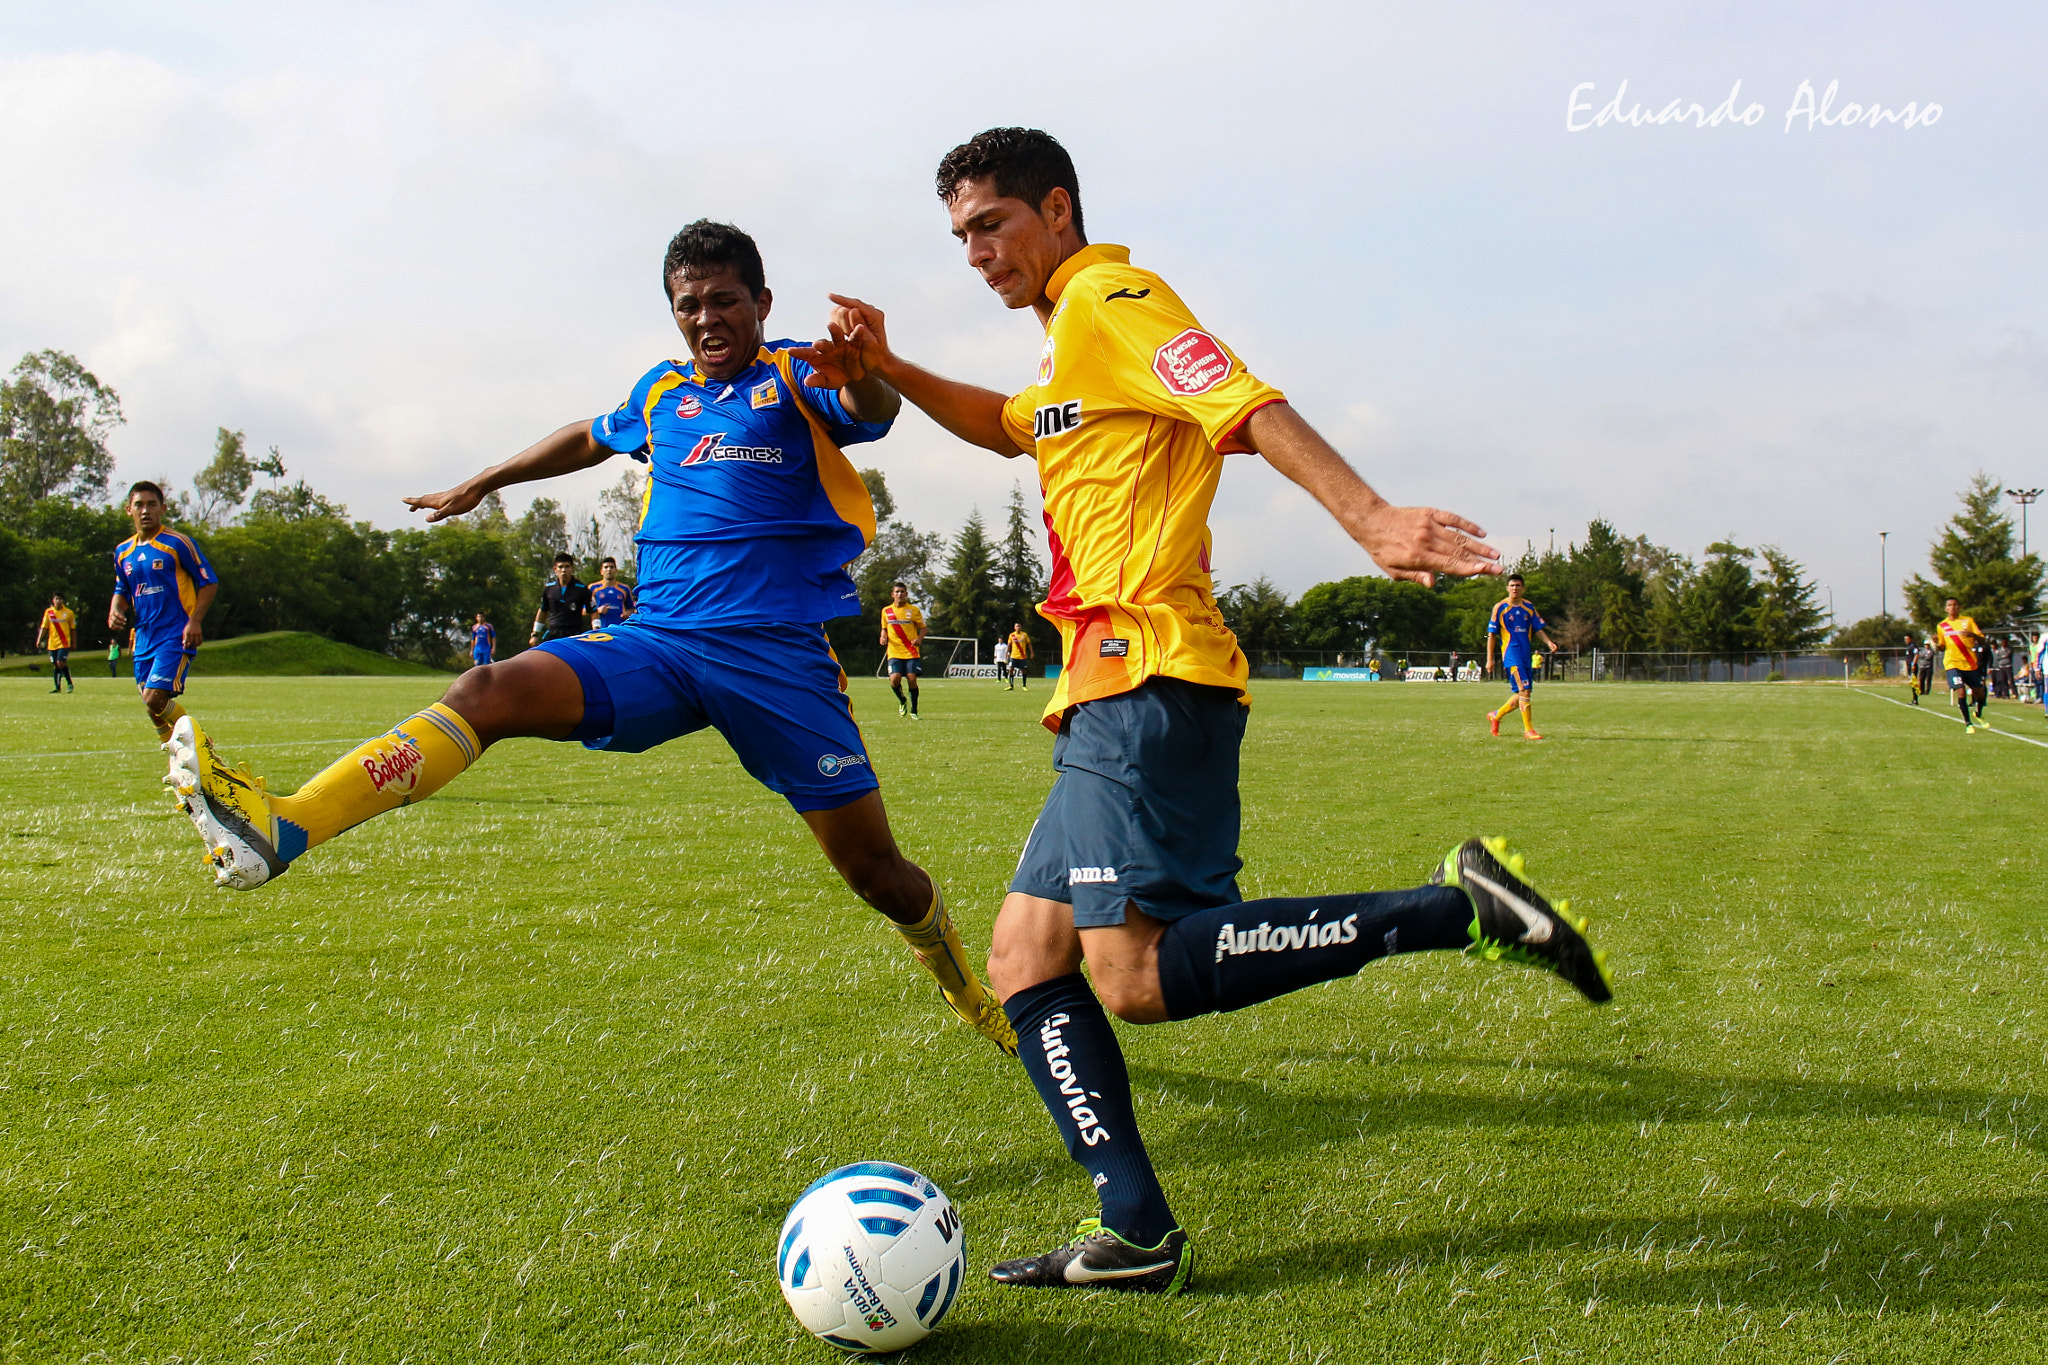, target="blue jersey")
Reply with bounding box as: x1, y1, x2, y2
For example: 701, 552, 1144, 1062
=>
114, 530, 218, 655
1488, 599, 1546, 664
471, 622, 496, 659
590, 583, 636, 627
591, 341, 885, 628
